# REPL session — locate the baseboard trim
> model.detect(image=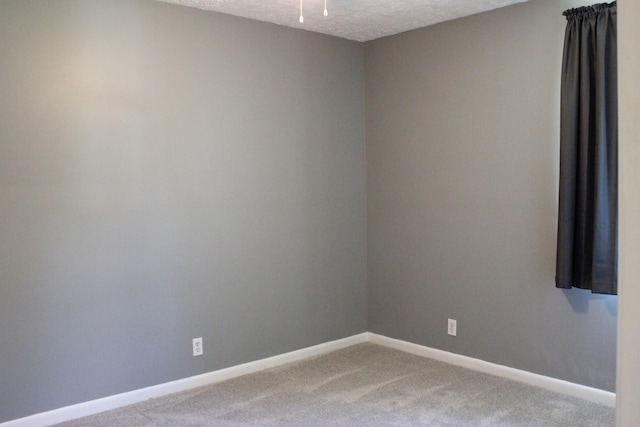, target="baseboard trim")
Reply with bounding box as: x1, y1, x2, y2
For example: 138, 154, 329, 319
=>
367, 332, 616, 408
1, 333, 368, 427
